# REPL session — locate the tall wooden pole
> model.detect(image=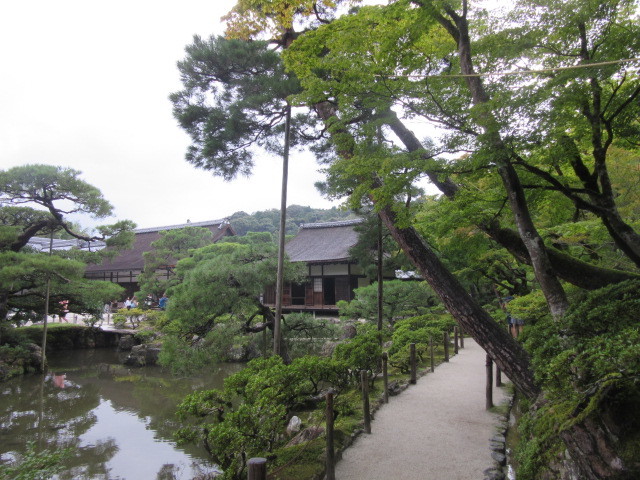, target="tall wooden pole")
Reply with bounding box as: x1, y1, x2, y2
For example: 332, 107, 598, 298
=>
40, 230, 54, 371
273, 105, 291, 357
377, 215, 383, 333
